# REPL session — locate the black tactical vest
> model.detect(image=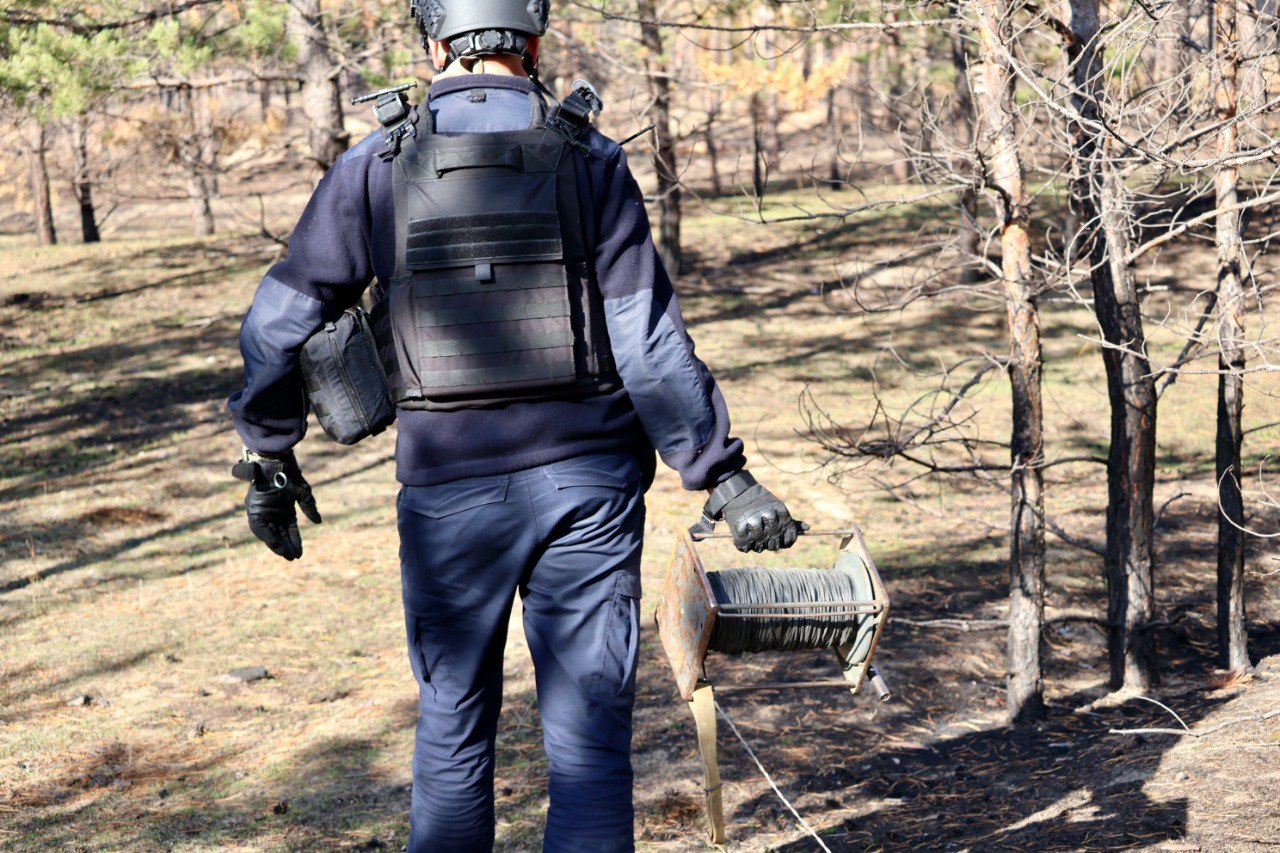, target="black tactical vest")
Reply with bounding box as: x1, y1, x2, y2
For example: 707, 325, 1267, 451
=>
371, 90, 617, 412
